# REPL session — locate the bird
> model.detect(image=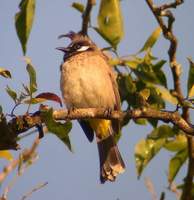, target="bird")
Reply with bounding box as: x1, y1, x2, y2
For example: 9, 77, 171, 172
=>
57, 31, 125, 183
